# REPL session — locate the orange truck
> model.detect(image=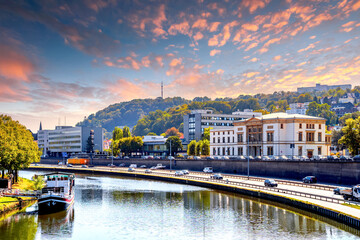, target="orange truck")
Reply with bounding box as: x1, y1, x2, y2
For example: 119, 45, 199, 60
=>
67, 158, 89, 165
